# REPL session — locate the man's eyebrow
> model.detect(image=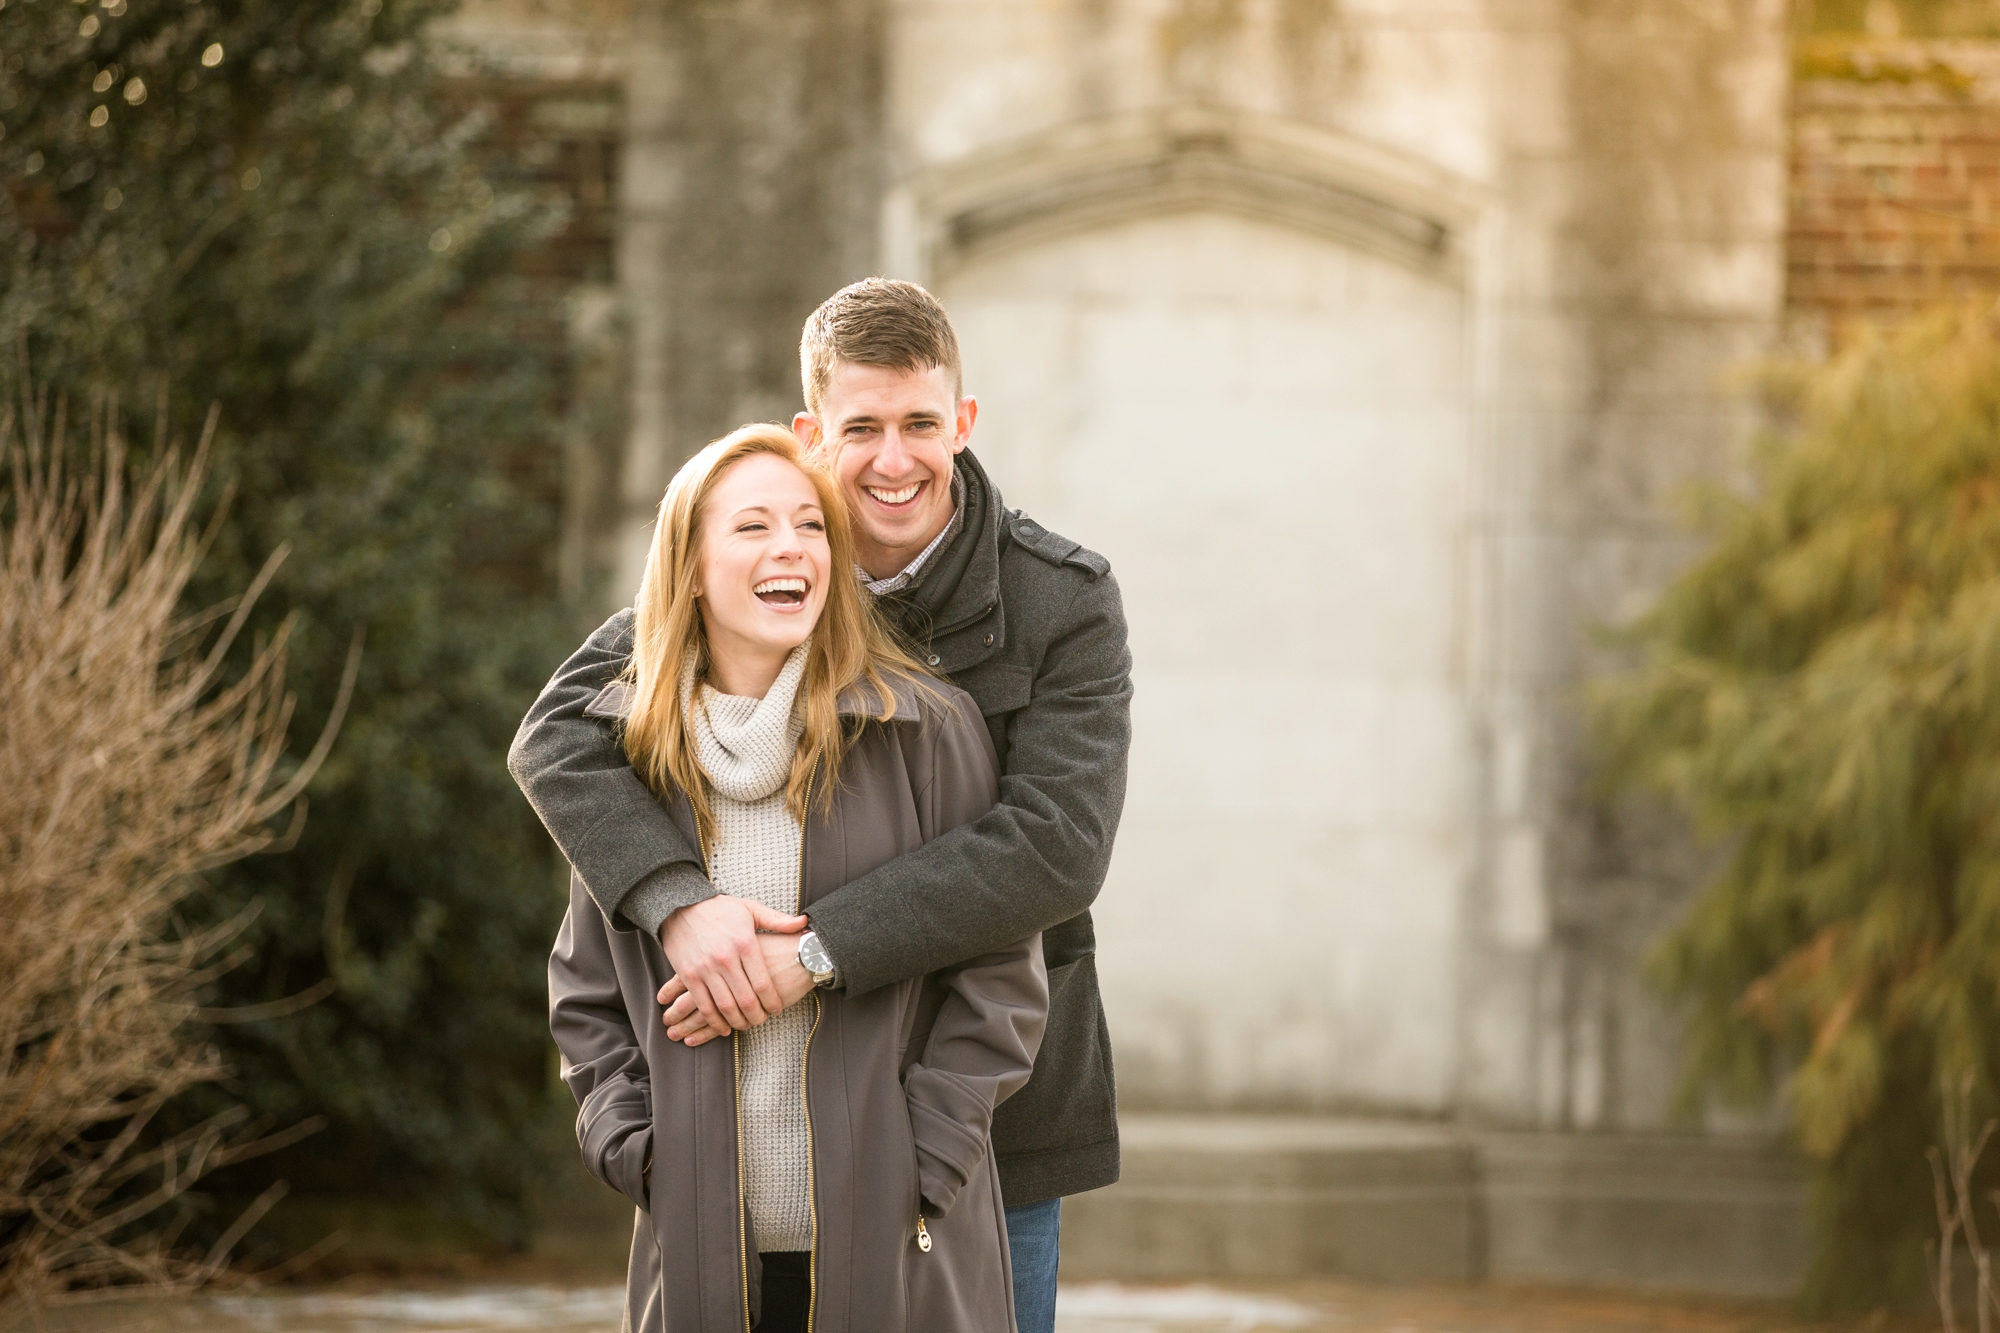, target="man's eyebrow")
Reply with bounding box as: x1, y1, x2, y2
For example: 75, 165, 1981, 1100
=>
838, 409, 945, 426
